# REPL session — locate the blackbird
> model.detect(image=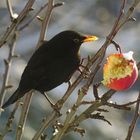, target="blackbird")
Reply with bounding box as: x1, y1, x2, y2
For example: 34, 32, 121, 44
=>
2, 30, 98, 108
